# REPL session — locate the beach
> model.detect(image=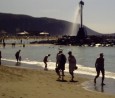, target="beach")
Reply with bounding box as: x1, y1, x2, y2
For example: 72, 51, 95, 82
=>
0, 42, 115, 98
0, 65, 115, 98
